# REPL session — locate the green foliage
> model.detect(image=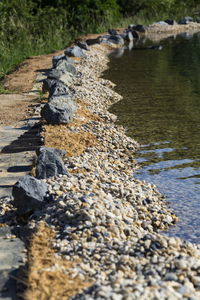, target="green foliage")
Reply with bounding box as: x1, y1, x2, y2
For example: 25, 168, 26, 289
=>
117, 0, 200, 18
0, 0, 200, 85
